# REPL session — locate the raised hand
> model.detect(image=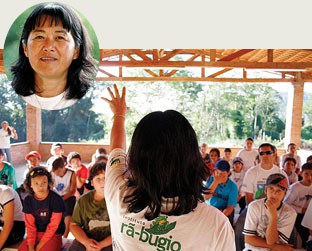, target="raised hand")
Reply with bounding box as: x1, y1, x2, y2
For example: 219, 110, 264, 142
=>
101, 84, 127, 117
